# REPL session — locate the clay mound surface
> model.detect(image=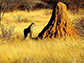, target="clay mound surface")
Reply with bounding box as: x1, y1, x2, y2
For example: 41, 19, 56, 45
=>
38, 2, 79, 39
